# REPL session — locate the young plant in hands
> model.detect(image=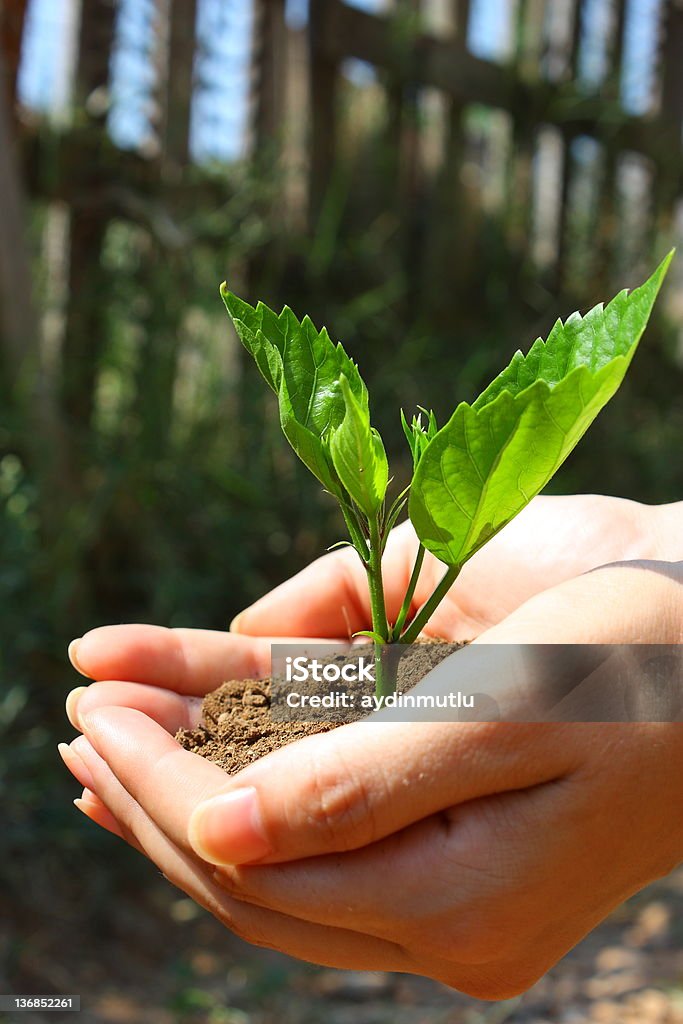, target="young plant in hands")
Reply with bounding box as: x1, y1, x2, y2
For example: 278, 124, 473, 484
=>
221, 253, 672, 695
